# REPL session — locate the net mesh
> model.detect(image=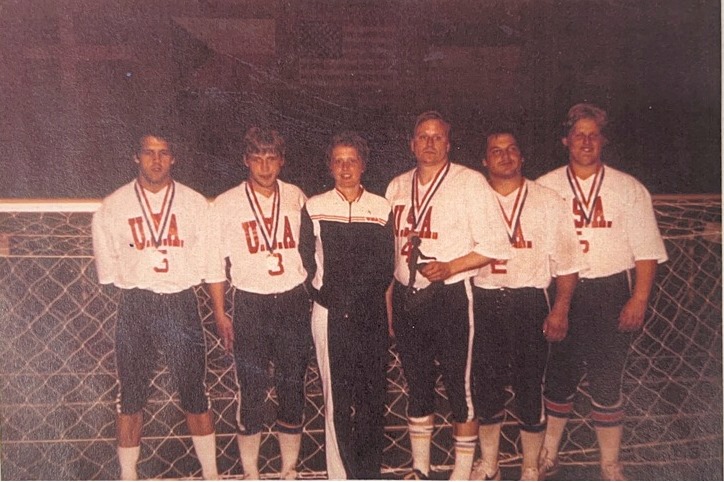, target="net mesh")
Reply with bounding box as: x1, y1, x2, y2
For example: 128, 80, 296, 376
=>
0, 196, 720, 479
